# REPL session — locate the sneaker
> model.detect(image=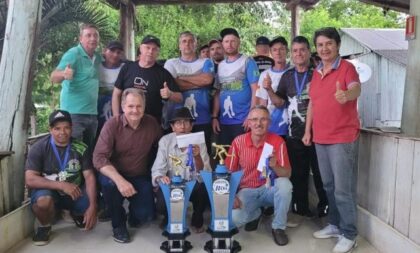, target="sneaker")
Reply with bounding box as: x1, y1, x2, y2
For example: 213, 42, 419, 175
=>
113, 226, 130, 243
313, 224, 340, 239
333, 236, 357, 253
286, 212, 303, 228
71, 214, 86, 229
272, 229, 289, 246
32, 226, 51, 246
244, 215, 261, 231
